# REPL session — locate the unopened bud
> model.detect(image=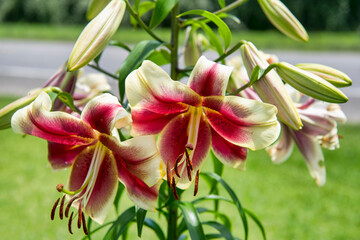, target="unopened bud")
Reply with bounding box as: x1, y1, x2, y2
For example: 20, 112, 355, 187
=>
257, 0, 308, 42
183, 27, 202, 67
68, 0, 126, 71
276, 62, 348, 103
241, 41, 302, 130
295, 63, 352, 88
